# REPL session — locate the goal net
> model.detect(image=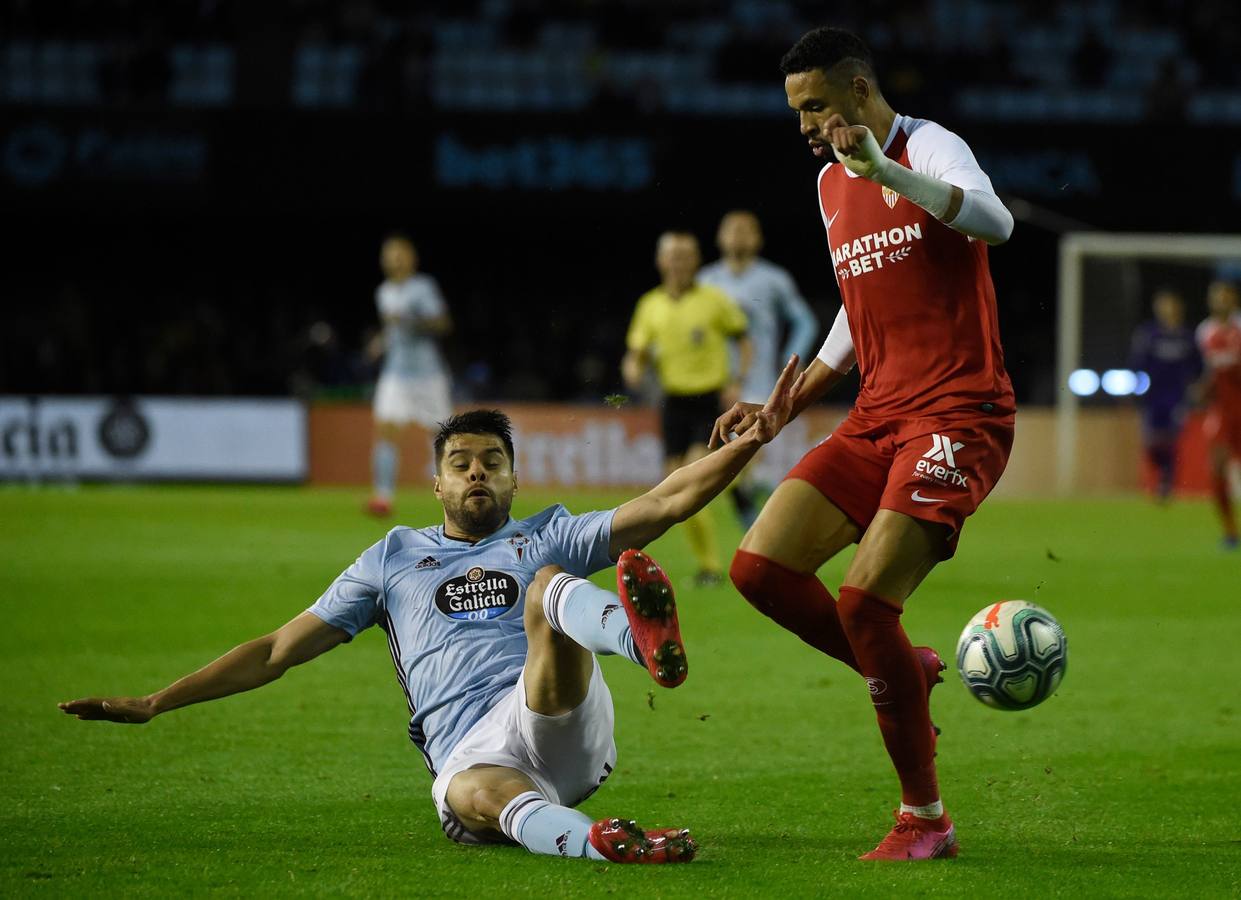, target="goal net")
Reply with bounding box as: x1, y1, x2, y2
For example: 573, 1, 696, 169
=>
1055, 232, 1241, 495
